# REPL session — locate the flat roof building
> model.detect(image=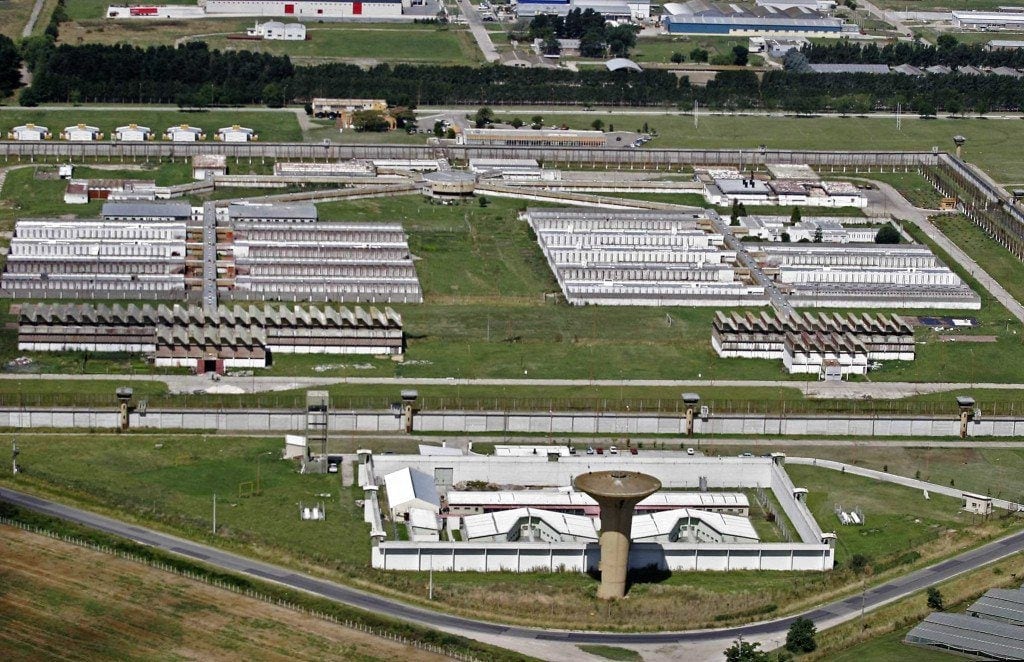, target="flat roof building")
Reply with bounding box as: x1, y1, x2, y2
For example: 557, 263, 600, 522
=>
459, 127, 607, 148
228, 202, 318, 224
905, 611, 1024, 660
164, 125, 205, 142
60, 124, 103, 141
8, 124, 51, 141
101, 201, 193, 222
